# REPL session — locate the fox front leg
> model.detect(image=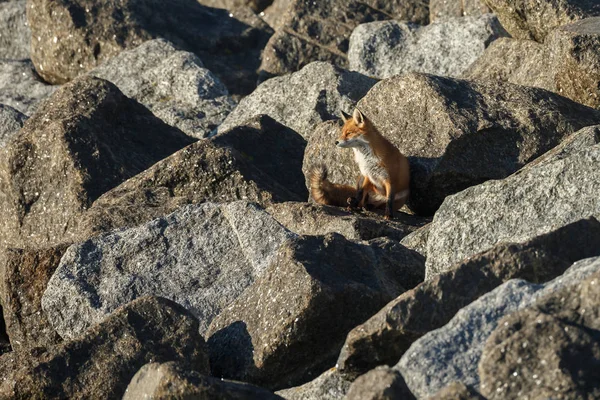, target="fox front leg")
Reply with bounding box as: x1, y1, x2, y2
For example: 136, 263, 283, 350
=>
347, 175, 370, 210
384, 181, 394, 220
